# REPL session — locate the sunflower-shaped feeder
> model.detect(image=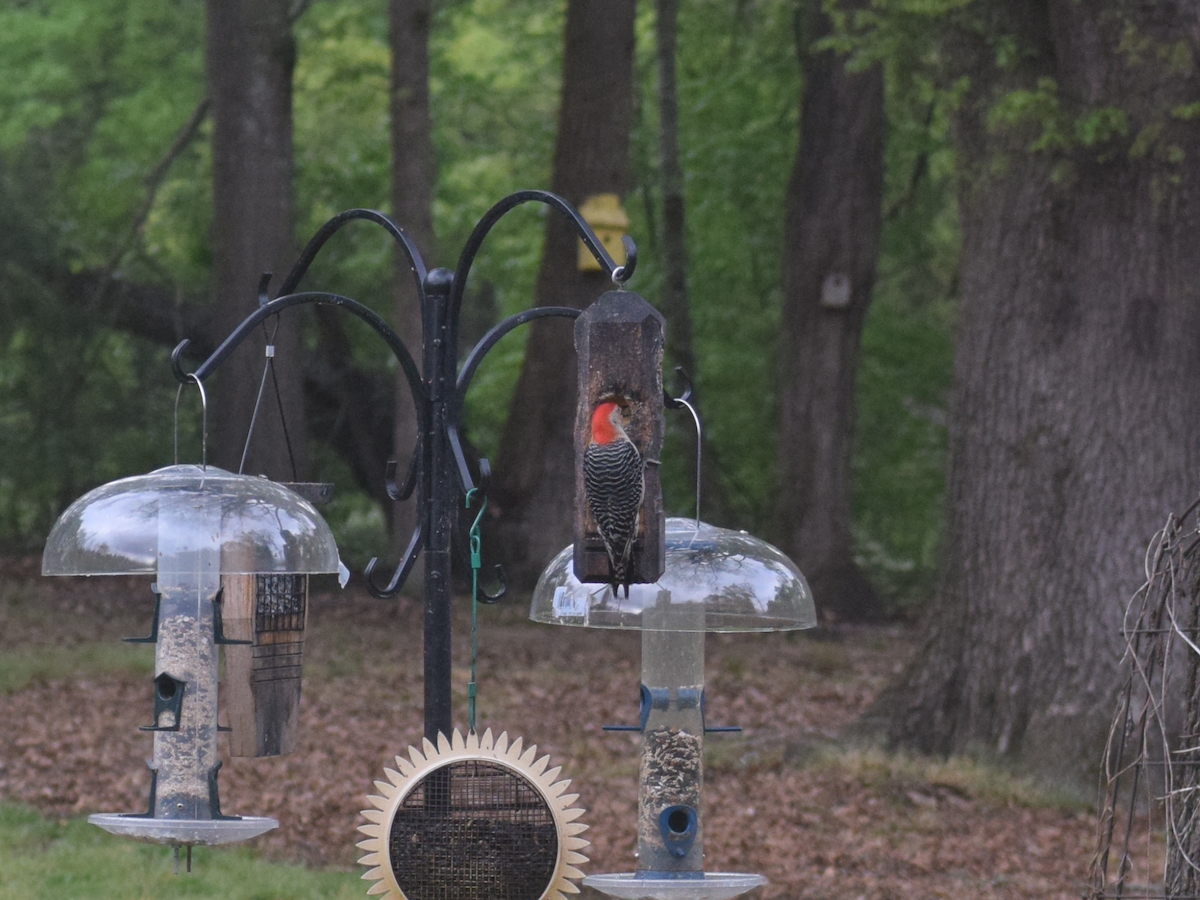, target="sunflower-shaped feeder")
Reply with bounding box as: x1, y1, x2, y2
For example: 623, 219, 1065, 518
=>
358, 729, 588, 900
